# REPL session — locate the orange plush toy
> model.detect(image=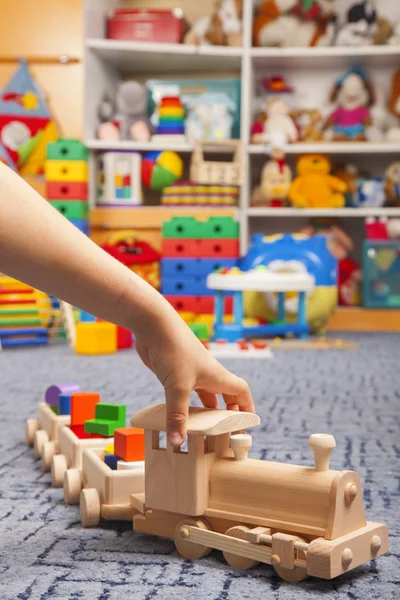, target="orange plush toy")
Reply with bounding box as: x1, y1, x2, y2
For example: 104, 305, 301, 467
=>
289, 154, 347, 208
